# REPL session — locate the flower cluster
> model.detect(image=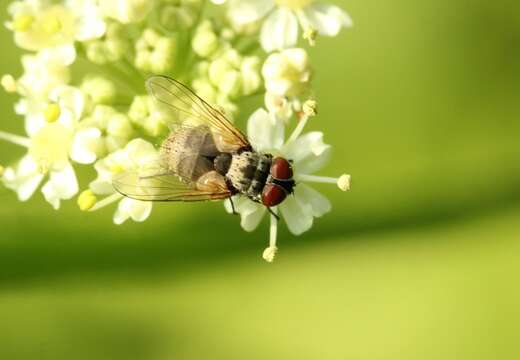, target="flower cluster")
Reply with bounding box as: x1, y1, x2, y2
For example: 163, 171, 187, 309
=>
1, 0, 352, 261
